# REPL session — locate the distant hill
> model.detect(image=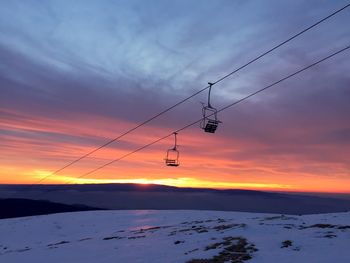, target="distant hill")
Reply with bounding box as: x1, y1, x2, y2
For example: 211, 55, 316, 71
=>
0, 183, 295, 198
0, 198, 103, 219
1, 183, 350, 215
0, 183, 272, 193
